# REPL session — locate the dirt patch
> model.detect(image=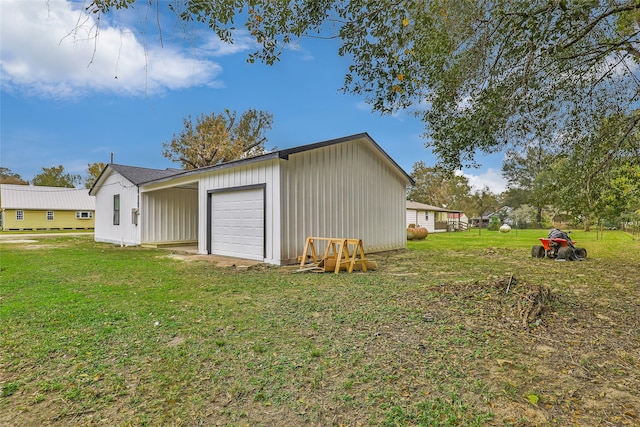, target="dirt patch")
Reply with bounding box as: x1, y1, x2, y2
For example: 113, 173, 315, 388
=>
161, 253, 263, 268
166, 335, 185, 347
